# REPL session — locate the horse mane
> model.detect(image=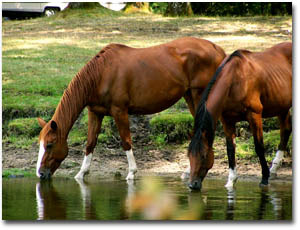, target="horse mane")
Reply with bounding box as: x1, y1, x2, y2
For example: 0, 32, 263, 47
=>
51, 45, 117, 138
188, 50, 243, 156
